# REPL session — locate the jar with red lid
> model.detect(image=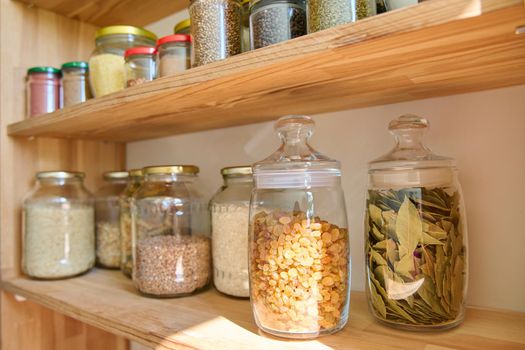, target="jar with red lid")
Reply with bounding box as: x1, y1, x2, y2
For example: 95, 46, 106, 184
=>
157, 34, 192, 78
26, 66, 61, 118
124, 47, 157, 87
